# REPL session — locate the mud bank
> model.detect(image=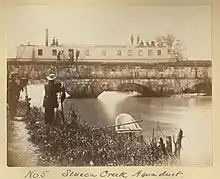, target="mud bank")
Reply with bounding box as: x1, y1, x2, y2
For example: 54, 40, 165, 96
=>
7, 119, 39, 167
